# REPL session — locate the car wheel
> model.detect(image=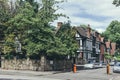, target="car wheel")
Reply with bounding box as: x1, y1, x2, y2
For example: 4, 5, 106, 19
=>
113, 70, 116, 73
